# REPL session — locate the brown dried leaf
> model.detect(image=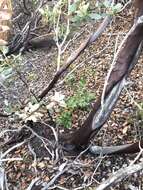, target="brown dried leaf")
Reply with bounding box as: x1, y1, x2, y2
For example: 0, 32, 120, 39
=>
122, 126, 128, 134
